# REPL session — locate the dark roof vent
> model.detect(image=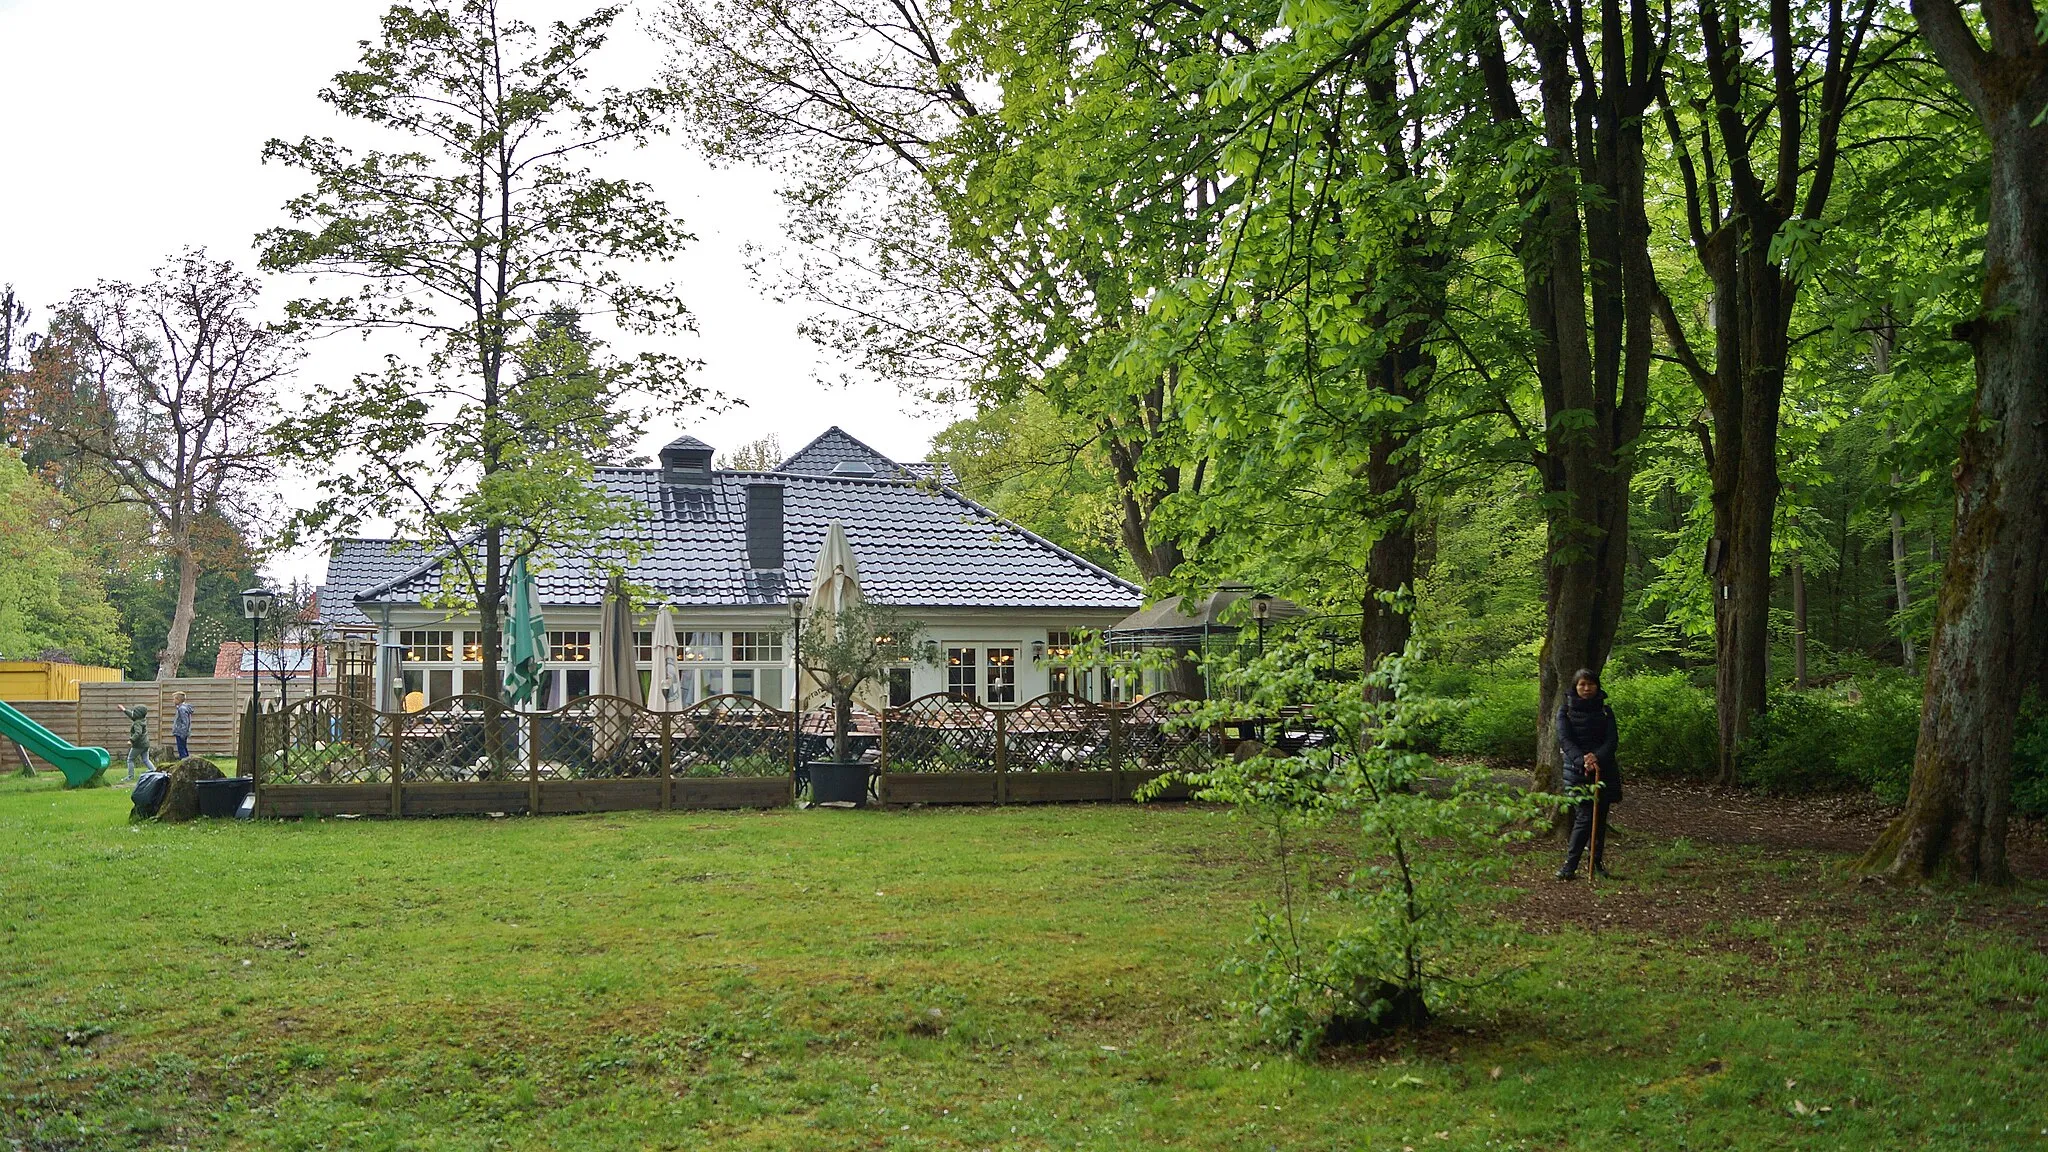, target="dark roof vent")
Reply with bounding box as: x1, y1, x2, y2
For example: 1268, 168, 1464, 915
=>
830, 460, 878, 477
659, 434, 713, 487
745, 483, 784, 570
